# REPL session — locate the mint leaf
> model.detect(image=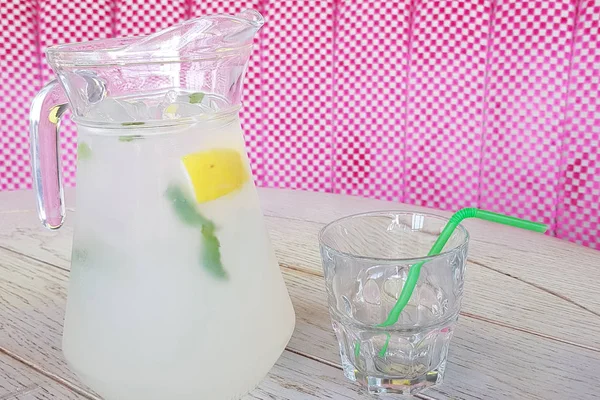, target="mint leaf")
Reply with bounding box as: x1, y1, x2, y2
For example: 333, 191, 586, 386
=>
119, 135, 143, 142
189, 92, 205, 104
165, 185, 211, 227
201, 225, 226, 279
121, 122, 145, 126
165, 184, 226, 279
77, 142, 92, 160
